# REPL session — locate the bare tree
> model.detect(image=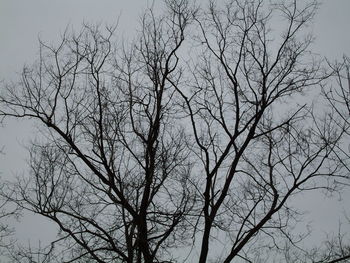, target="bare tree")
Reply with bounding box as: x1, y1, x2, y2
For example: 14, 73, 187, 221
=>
324, 56, 350, 175
313, 56, 350, 263
0, 0, 349, 262
0, 186, 17, 252
0, 148, 19, 256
